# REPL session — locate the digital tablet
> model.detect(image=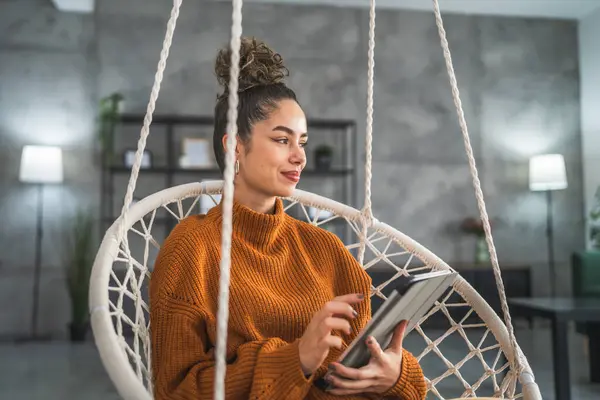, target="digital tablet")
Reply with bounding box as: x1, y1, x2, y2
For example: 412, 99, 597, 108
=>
320, 269, 457, 389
